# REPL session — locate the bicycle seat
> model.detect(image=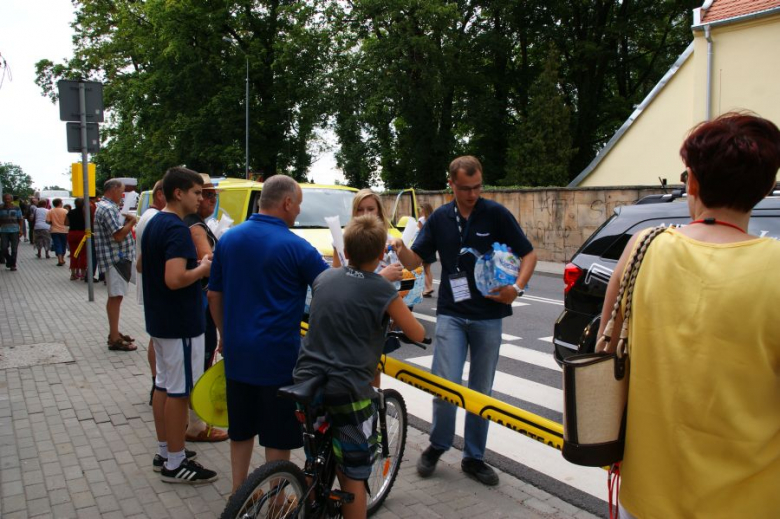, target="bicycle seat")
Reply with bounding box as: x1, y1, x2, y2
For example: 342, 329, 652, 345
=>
277, 374, 326, 405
